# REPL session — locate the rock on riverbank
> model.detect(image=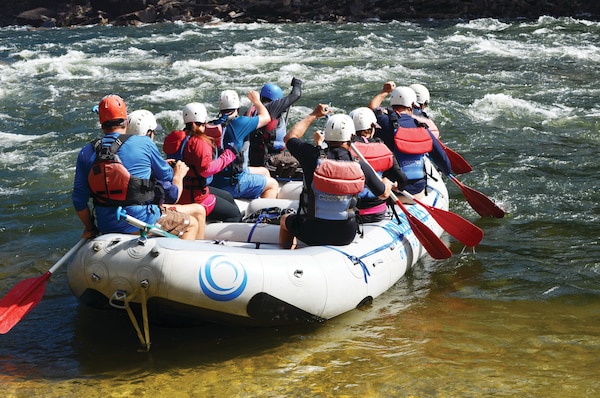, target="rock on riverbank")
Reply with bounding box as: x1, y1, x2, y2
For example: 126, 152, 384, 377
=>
2, 0, 599, 28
